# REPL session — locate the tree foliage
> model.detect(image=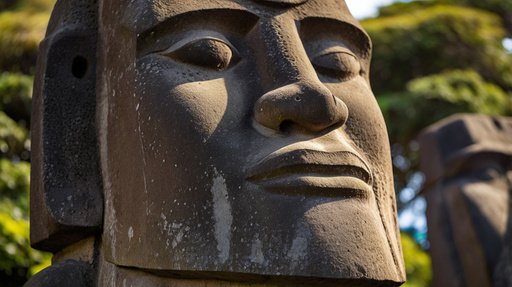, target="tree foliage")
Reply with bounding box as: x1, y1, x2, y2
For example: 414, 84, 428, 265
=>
378, 0, 512, 36
362, 2, 512, 195
363, 1, 512, 286
401, 233, 432, 287
0, 8, 49, 73
0, 160, 49, 276
0, 73, 32, 123
440, 0, 512, 35
381, 69, 512, 145
364, 5, 512, 94
0, 0, 53, 284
